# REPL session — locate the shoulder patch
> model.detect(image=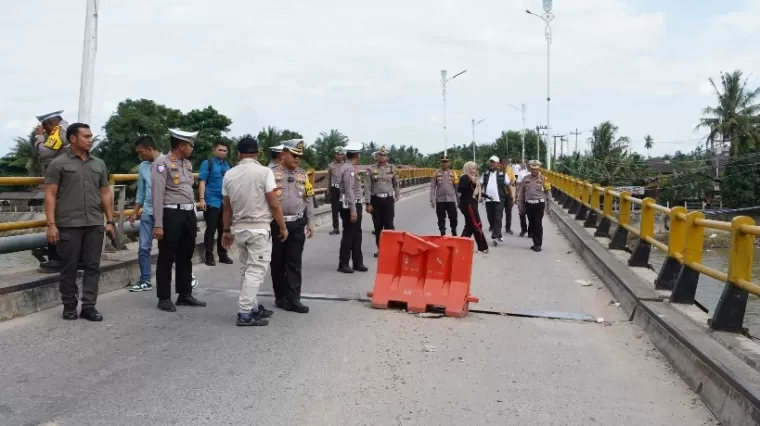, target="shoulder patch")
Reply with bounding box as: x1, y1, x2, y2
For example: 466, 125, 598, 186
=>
157, 163, 166, 173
